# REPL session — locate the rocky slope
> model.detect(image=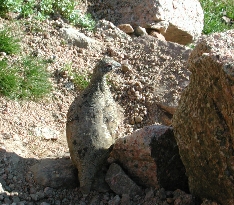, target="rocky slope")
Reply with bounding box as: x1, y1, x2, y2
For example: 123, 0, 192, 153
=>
0, 1, 223, 205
